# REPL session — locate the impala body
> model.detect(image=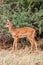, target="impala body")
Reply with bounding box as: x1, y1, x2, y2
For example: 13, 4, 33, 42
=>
4, 21, 38, 53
